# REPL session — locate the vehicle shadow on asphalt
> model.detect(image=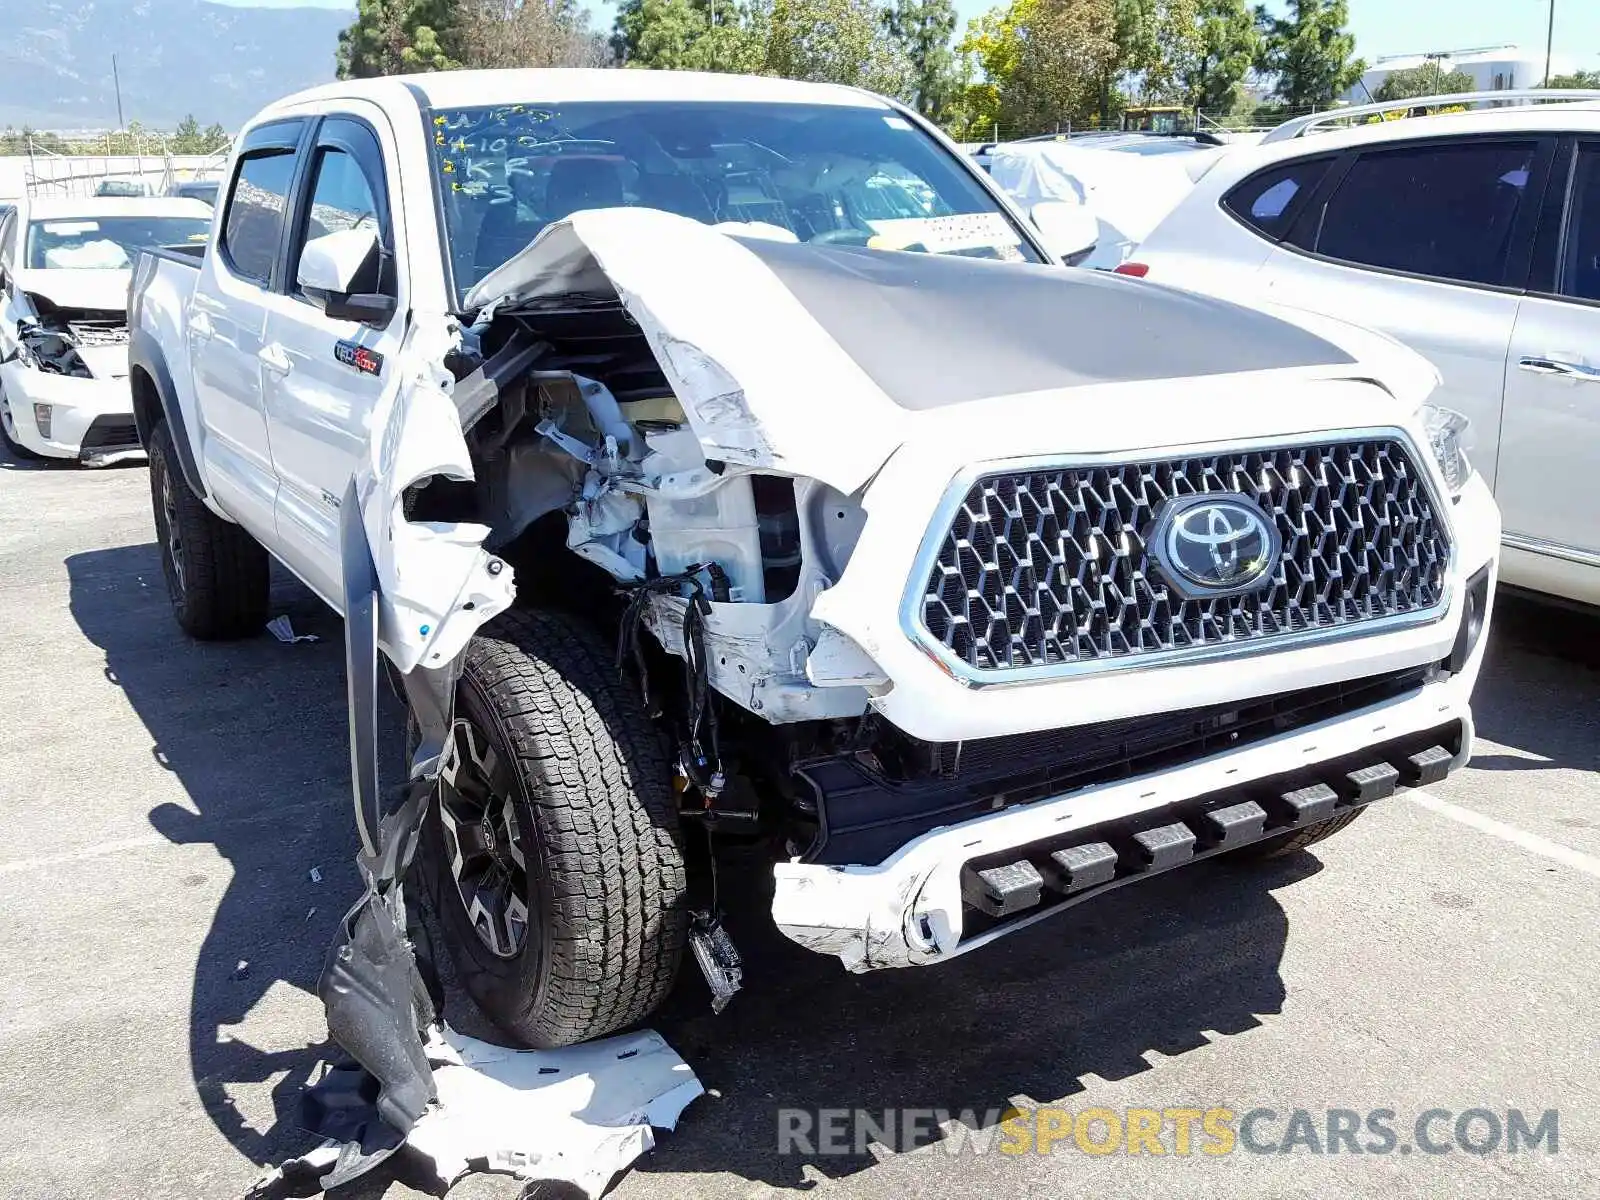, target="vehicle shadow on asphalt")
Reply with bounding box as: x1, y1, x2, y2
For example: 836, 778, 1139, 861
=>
630, 851, 1309, 1190
68, 538, 1312, 1197
1461, 595, 1600, 775
66, 540, 386, 1176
